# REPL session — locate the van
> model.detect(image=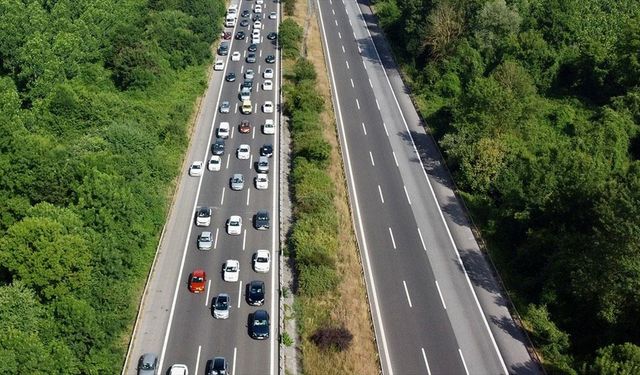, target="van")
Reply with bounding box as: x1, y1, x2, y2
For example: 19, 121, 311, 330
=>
217, 122, 229, 139
241, 100, 252, 114
240, 87, 251, 101
225, 14, 236, 27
